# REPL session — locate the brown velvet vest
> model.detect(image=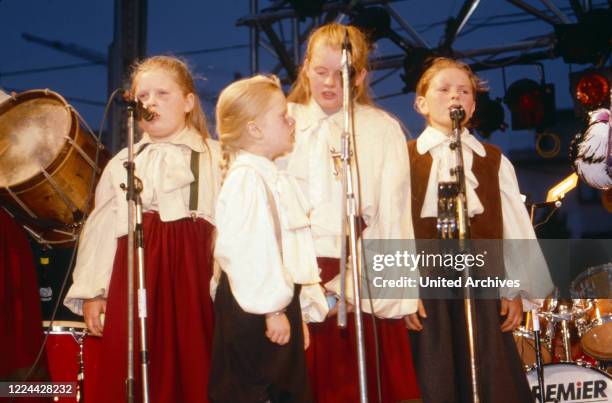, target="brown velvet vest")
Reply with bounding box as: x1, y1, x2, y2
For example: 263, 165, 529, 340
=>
407, 139, 503, 239
407, 139, 505, 283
